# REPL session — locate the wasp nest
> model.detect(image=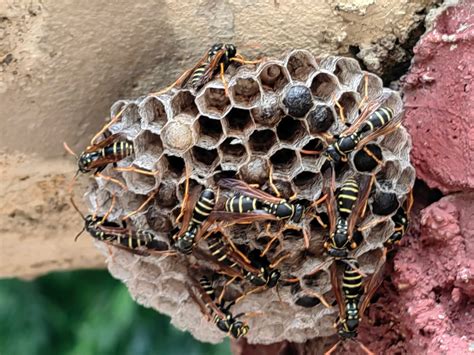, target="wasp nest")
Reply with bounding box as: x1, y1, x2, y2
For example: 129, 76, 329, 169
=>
85, 49, 415, 345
